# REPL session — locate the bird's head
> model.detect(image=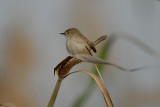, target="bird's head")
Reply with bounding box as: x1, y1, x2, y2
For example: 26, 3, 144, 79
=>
60, 28, 80, 37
